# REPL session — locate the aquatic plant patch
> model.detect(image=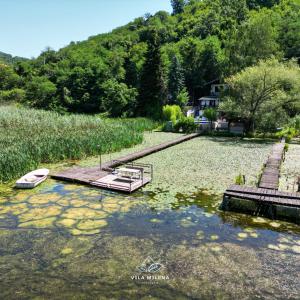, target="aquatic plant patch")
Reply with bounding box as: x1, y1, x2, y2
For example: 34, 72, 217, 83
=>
137, 137, 273, 209
0, 106, 157, 182
279, 143, 300, 192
